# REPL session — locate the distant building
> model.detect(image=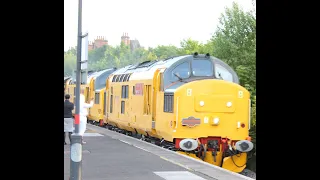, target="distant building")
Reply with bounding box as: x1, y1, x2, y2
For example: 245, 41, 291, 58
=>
83, 33, 141, 51
88, 36, 108, 51
121, 32, 141, 51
